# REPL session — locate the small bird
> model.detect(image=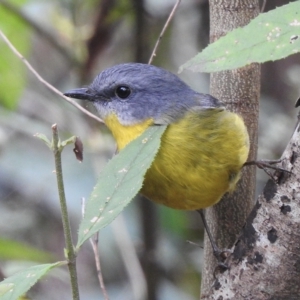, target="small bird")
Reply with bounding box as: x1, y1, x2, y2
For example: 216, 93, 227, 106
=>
64, 63, 249, 212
